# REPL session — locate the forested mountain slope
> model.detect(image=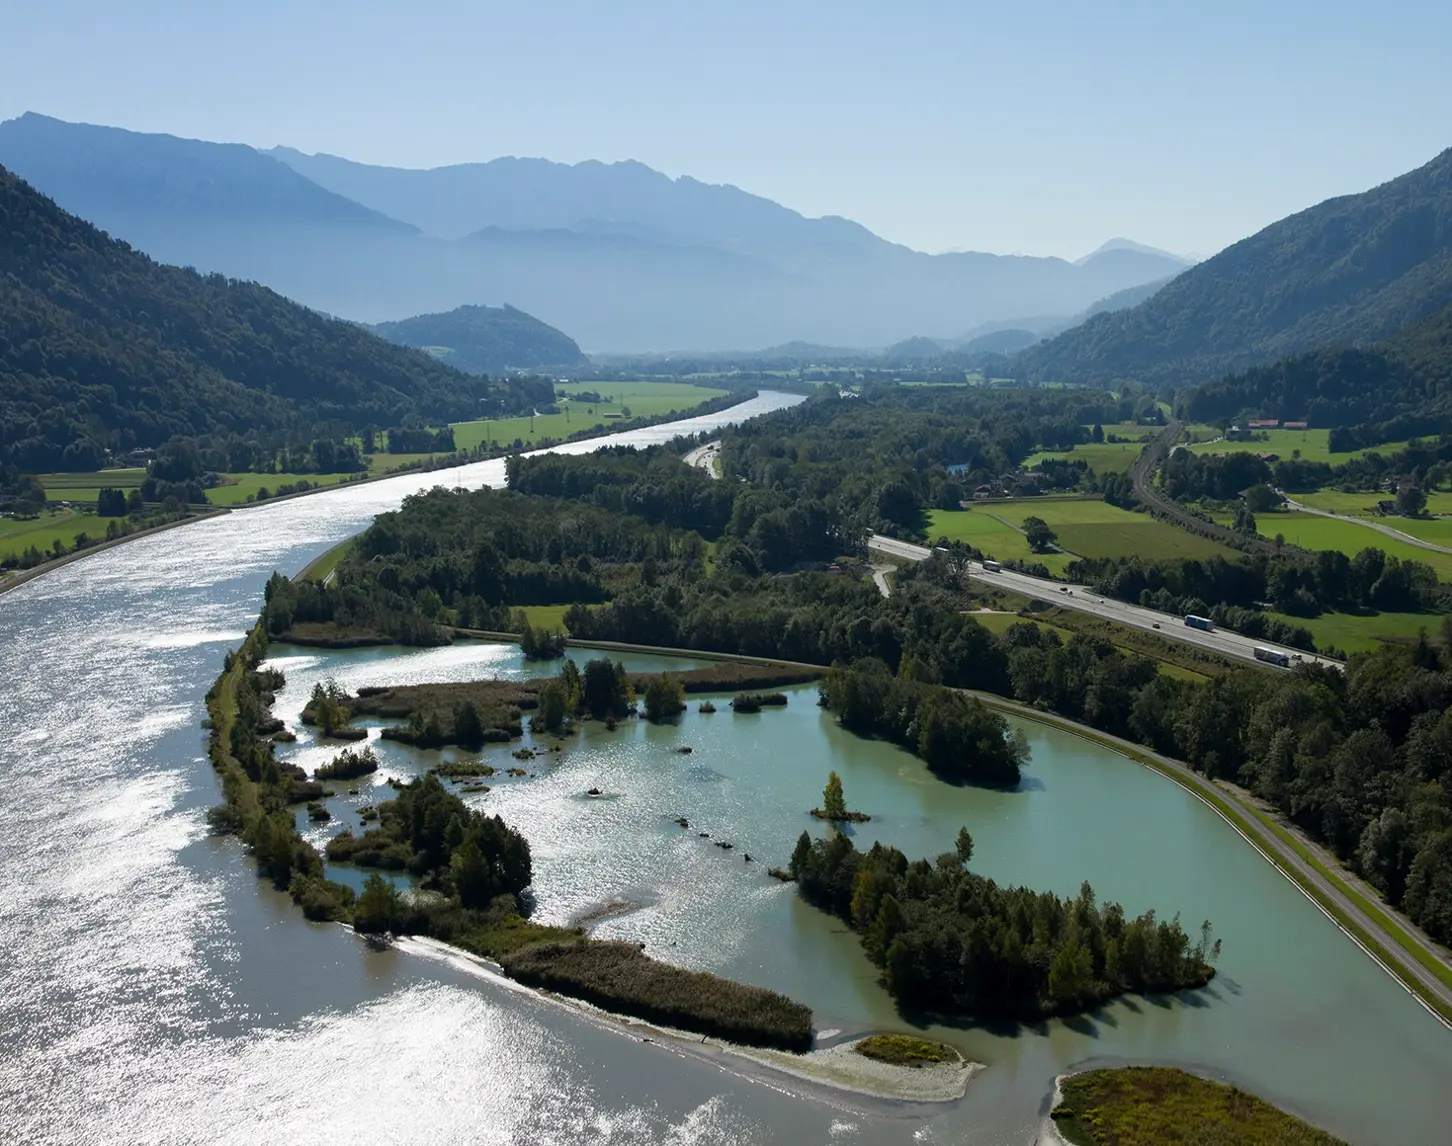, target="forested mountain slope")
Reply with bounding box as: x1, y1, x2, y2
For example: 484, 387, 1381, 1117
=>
1179, 301, 1452, 436
0, 165, 487, 471
1020, 146, 1452, 386
370, 304, 588, 374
